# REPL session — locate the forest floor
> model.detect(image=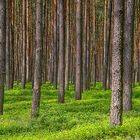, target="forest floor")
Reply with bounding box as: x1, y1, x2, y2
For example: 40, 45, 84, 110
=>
0, 83, 140, 140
